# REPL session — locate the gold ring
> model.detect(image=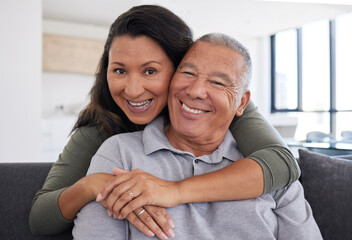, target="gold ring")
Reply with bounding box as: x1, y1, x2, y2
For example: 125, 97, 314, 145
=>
137, 208, 145, 217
